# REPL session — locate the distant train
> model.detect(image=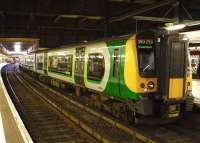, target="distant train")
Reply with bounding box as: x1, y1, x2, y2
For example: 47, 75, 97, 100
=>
20, 30, 193, 124
0, 54, 9, 63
